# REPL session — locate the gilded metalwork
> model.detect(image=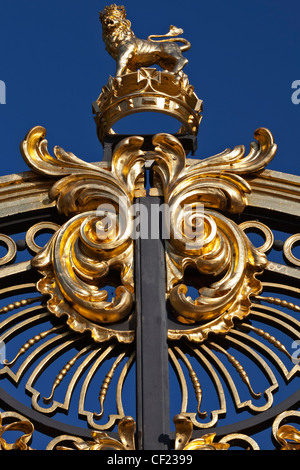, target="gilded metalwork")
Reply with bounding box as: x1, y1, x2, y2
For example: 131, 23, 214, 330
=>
21, 126, 148, 343
167, 277, 300, 429
273, 411, 300, 450
218, 434, 260, 450
0, 412, 34, 450
100, 5, 190, 81
8, 409, 300, 450
276, 426, 300, 450
94, 68, 202, 144
153, 129, 277, 341
15, 121, 300, 438
46, 416, 136, 450
283, 234, 300, 267
96, 4, 200, 143
0, 235, 17, 266
25, 222, 60, 255
174, 414, 230, 450
174, 414, 262, 449
239, 220, 274, 254
20, 126, 277, 346
0, 5, 299, 451
0, 280, 136, 431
